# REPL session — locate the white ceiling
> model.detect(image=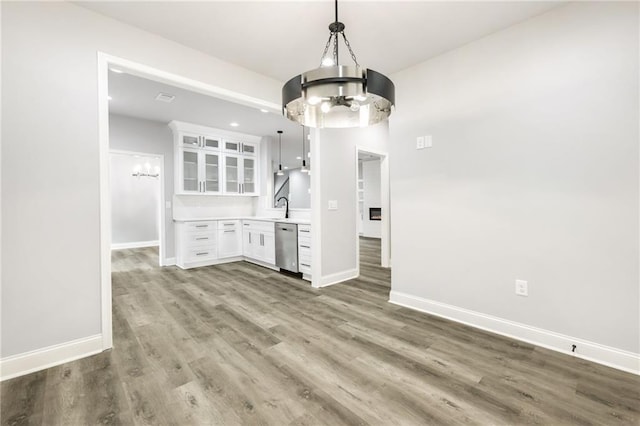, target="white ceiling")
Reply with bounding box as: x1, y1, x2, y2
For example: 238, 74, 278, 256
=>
78, 1, 564, 82
109, 70, 307, 168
